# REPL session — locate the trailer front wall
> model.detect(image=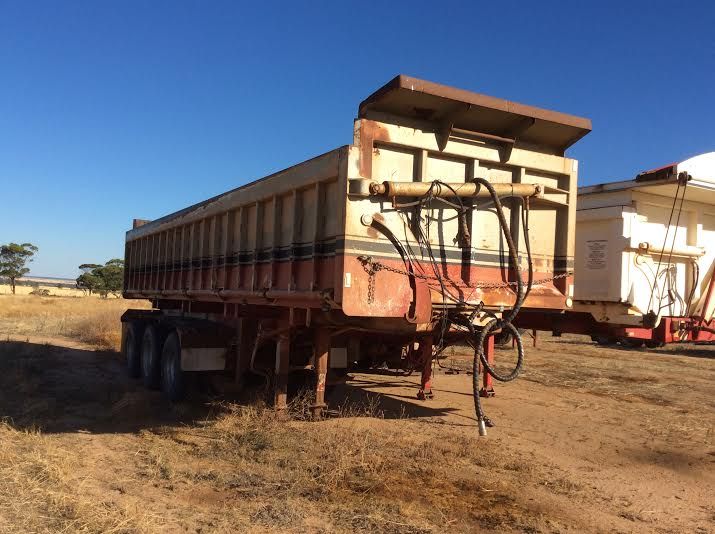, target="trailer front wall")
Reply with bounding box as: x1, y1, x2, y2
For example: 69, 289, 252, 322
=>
341, 118, 579, 318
